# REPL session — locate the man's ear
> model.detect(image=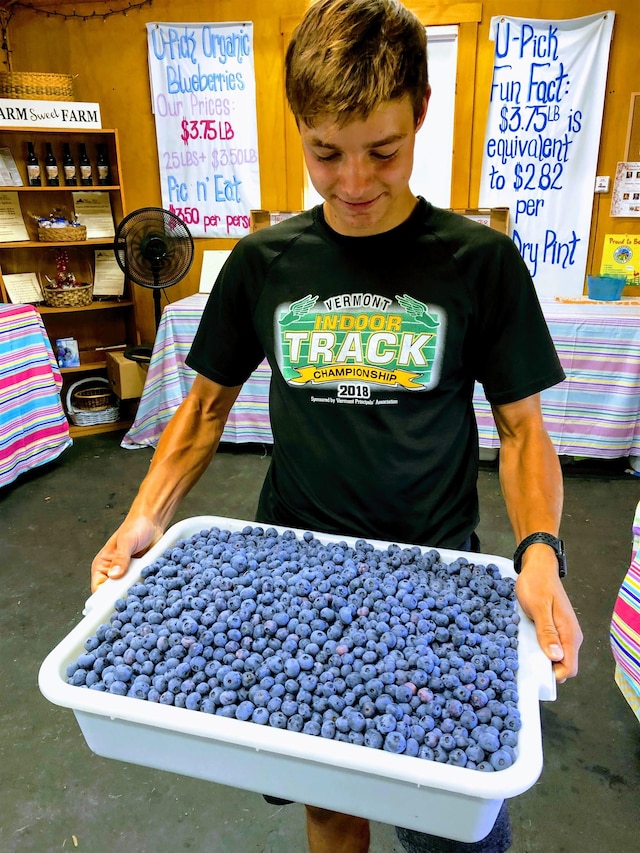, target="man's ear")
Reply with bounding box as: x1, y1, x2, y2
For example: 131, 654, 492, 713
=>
415, 87, 431, 131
